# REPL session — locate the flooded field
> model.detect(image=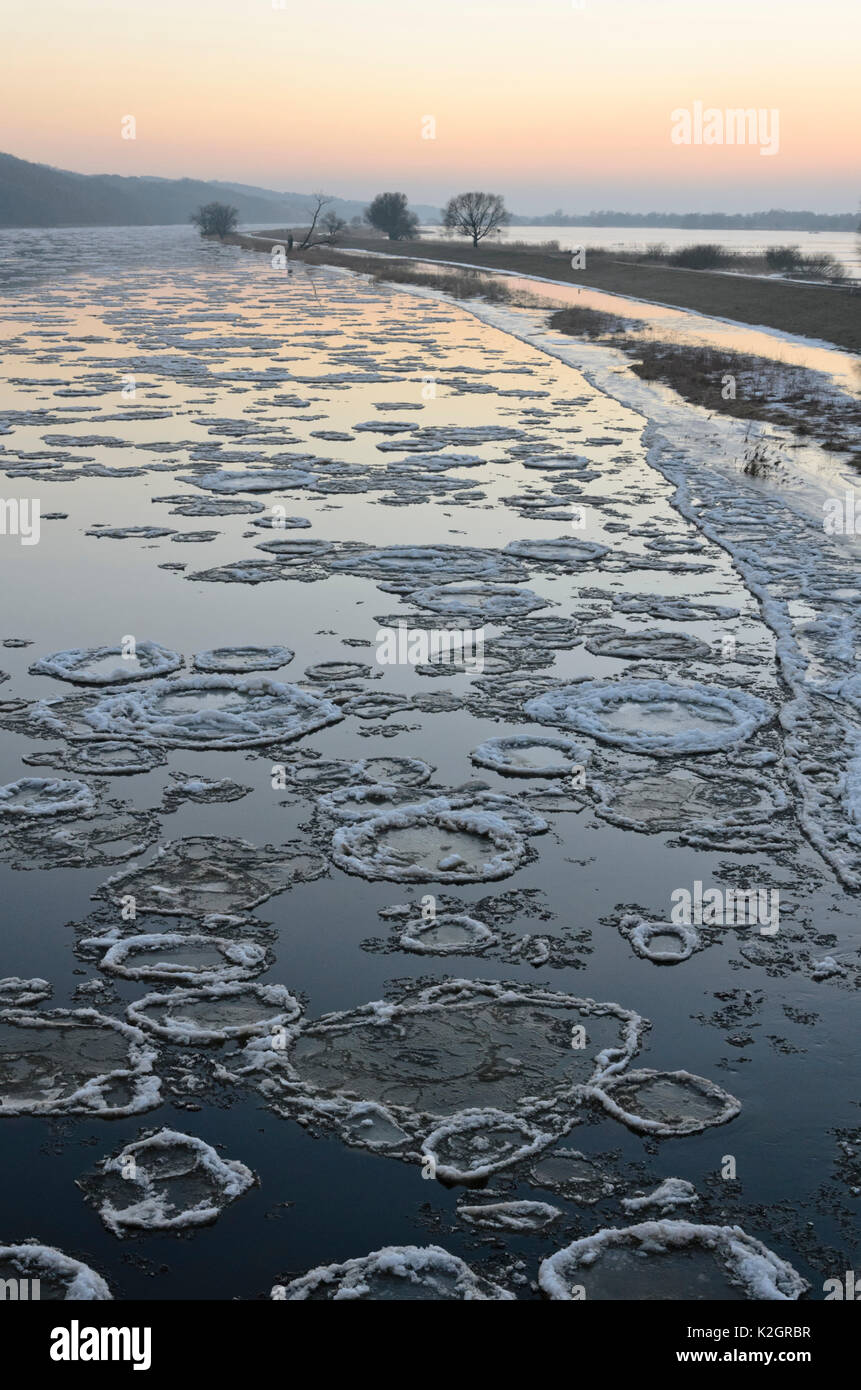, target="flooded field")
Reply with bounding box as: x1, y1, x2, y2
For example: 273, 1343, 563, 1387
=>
0, 226, 858, 1300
